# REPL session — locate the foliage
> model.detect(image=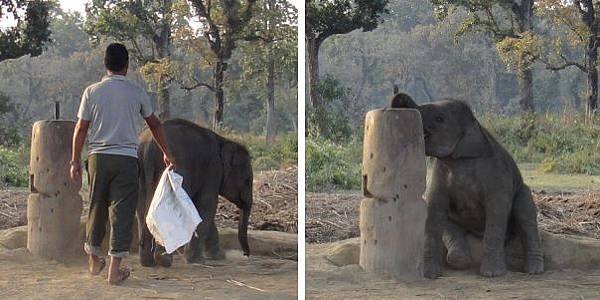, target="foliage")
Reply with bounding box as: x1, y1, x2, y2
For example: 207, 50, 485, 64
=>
306, 137, 361, 191
496, 31, 543, 72
0, 93, 22, 147
306, 0, 389, 45
0, 146, 28, 187
307, 113, 600, 191
307, 76, 354, 142
228, 132, 297, 171
0, 0, 53, 62
482, 113, 600, 175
